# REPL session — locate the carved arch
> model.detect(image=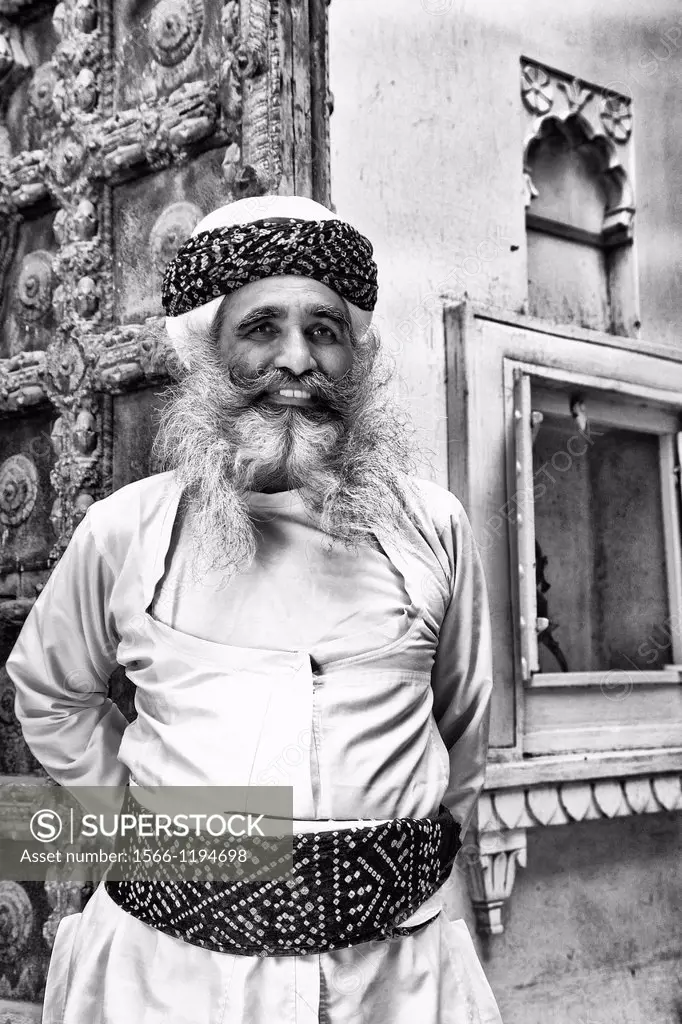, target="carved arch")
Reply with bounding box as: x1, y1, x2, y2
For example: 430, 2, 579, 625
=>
524, 112, 635, 246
